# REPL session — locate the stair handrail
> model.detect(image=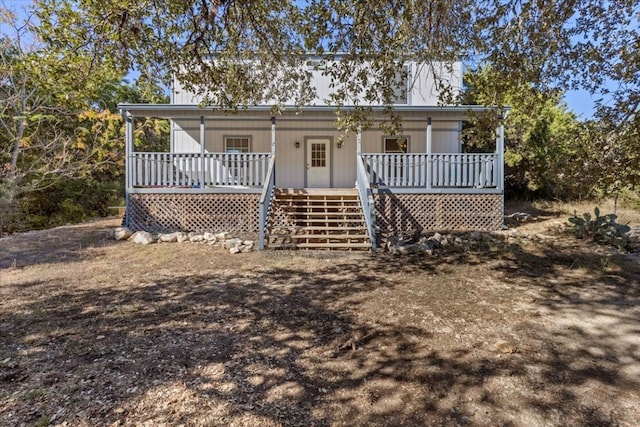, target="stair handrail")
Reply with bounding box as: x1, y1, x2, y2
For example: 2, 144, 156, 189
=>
356, 155, 377, 252
258, 155, 276, 250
